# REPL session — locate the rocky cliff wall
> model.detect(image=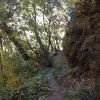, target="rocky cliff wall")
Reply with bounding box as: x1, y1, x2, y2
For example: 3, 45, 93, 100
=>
63, 0, 100, 78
